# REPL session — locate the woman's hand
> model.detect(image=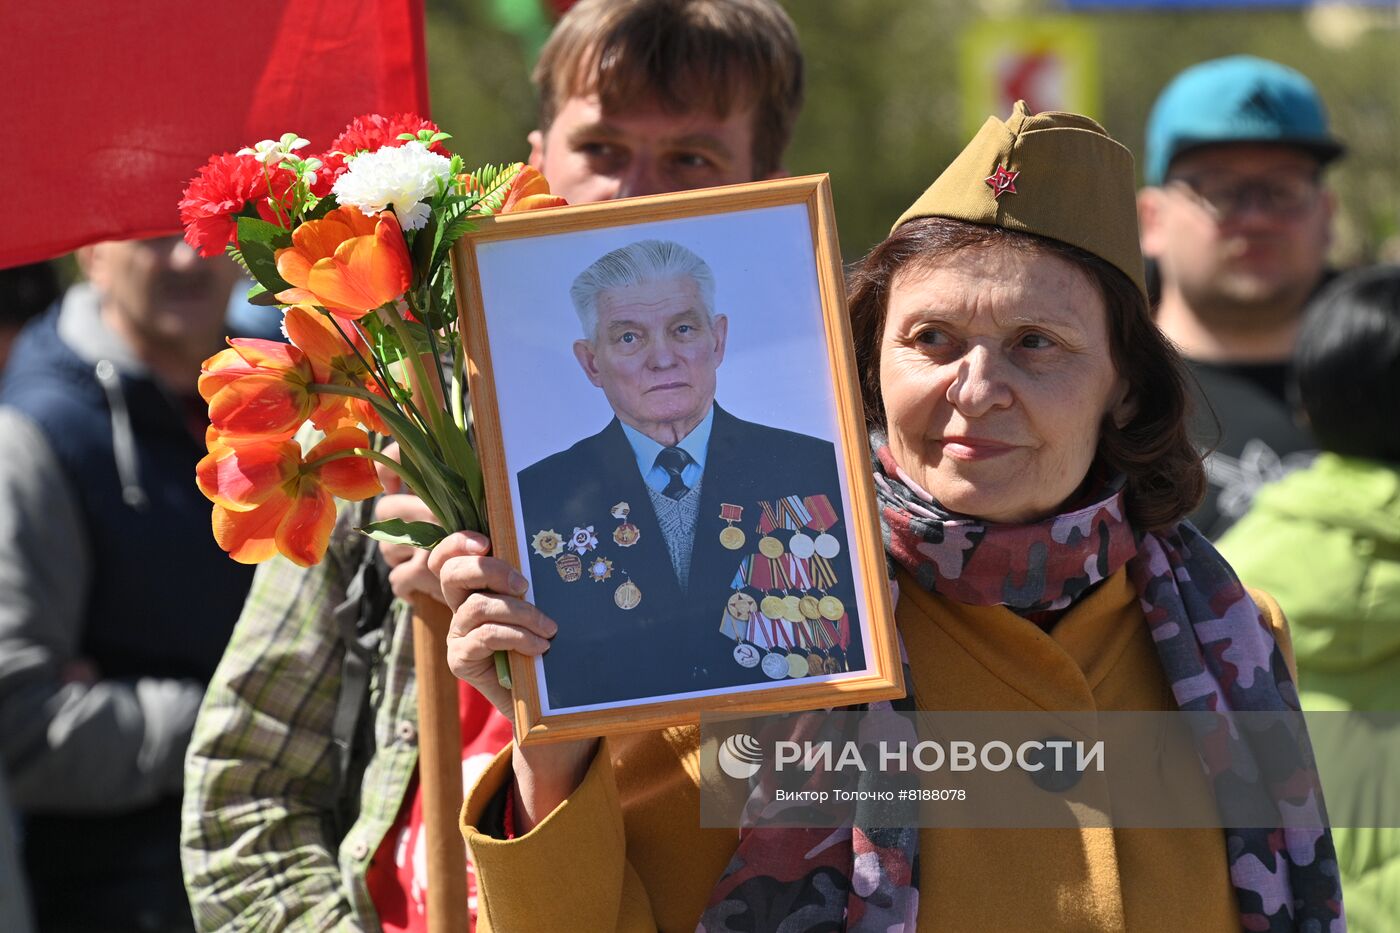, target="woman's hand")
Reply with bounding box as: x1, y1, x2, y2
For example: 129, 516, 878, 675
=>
428, 531, 598, 831
429, 530, 550, 716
